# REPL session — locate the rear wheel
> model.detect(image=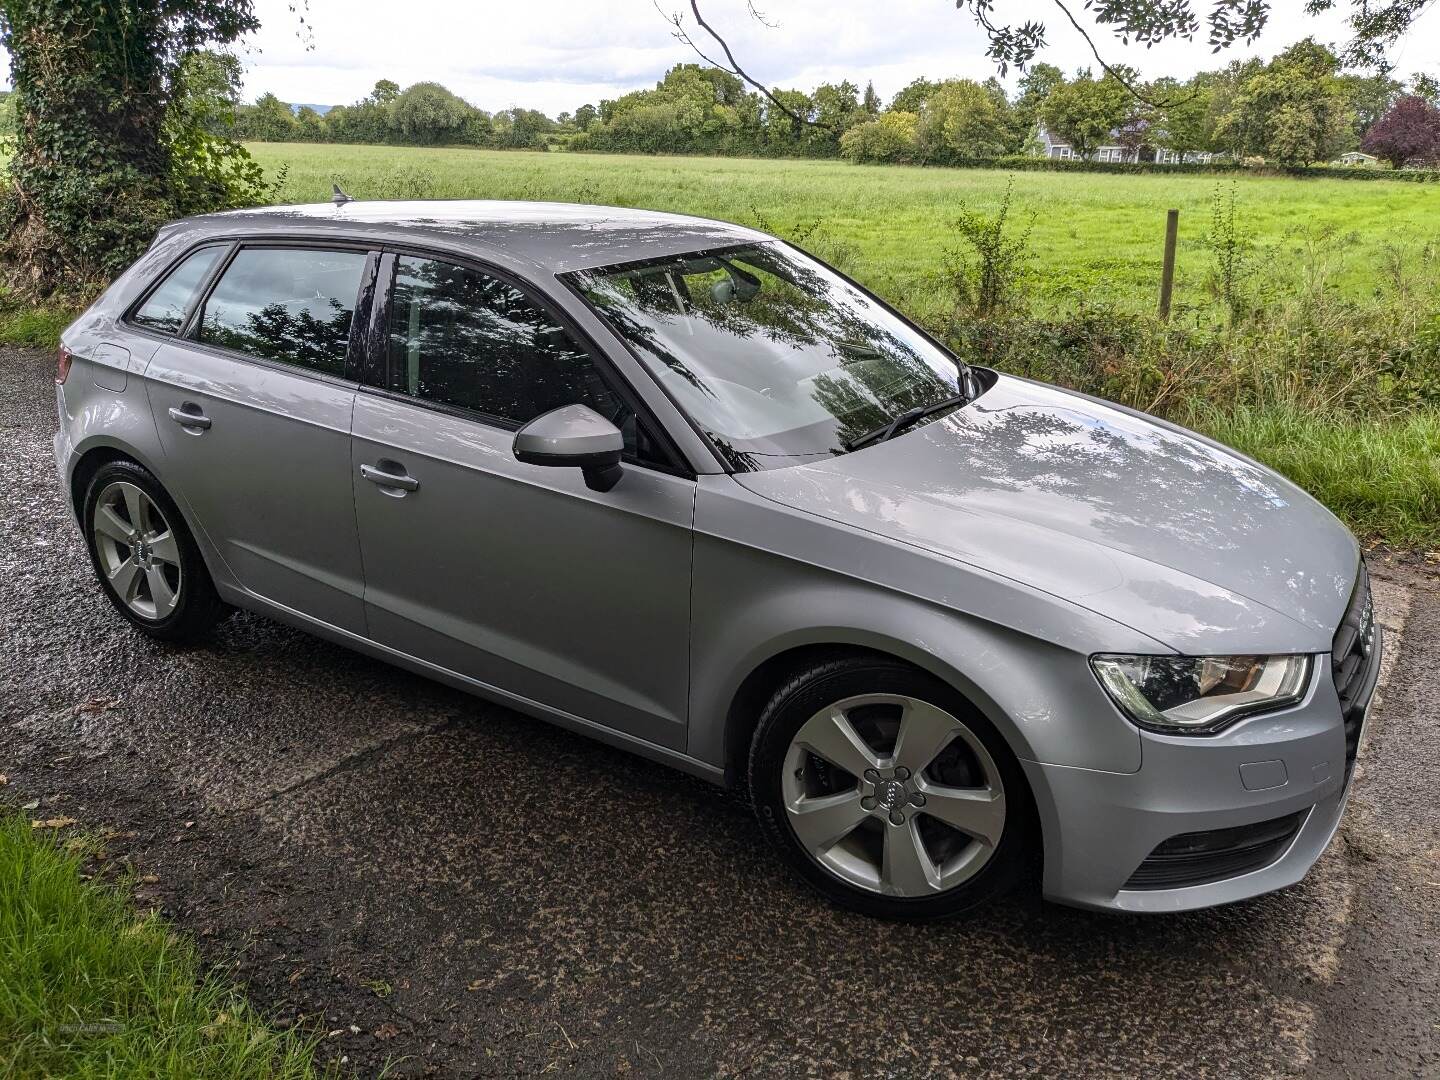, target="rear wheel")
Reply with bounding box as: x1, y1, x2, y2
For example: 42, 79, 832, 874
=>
82, 460, 227, 642
749, 657, 1032, 920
